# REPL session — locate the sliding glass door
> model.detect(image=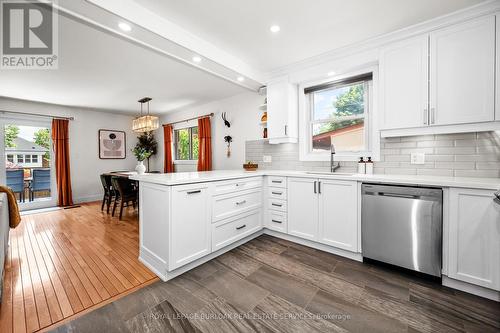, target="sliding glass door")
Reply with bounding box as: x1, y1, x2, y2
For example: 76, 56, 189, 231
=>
0, 116, 57, 210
